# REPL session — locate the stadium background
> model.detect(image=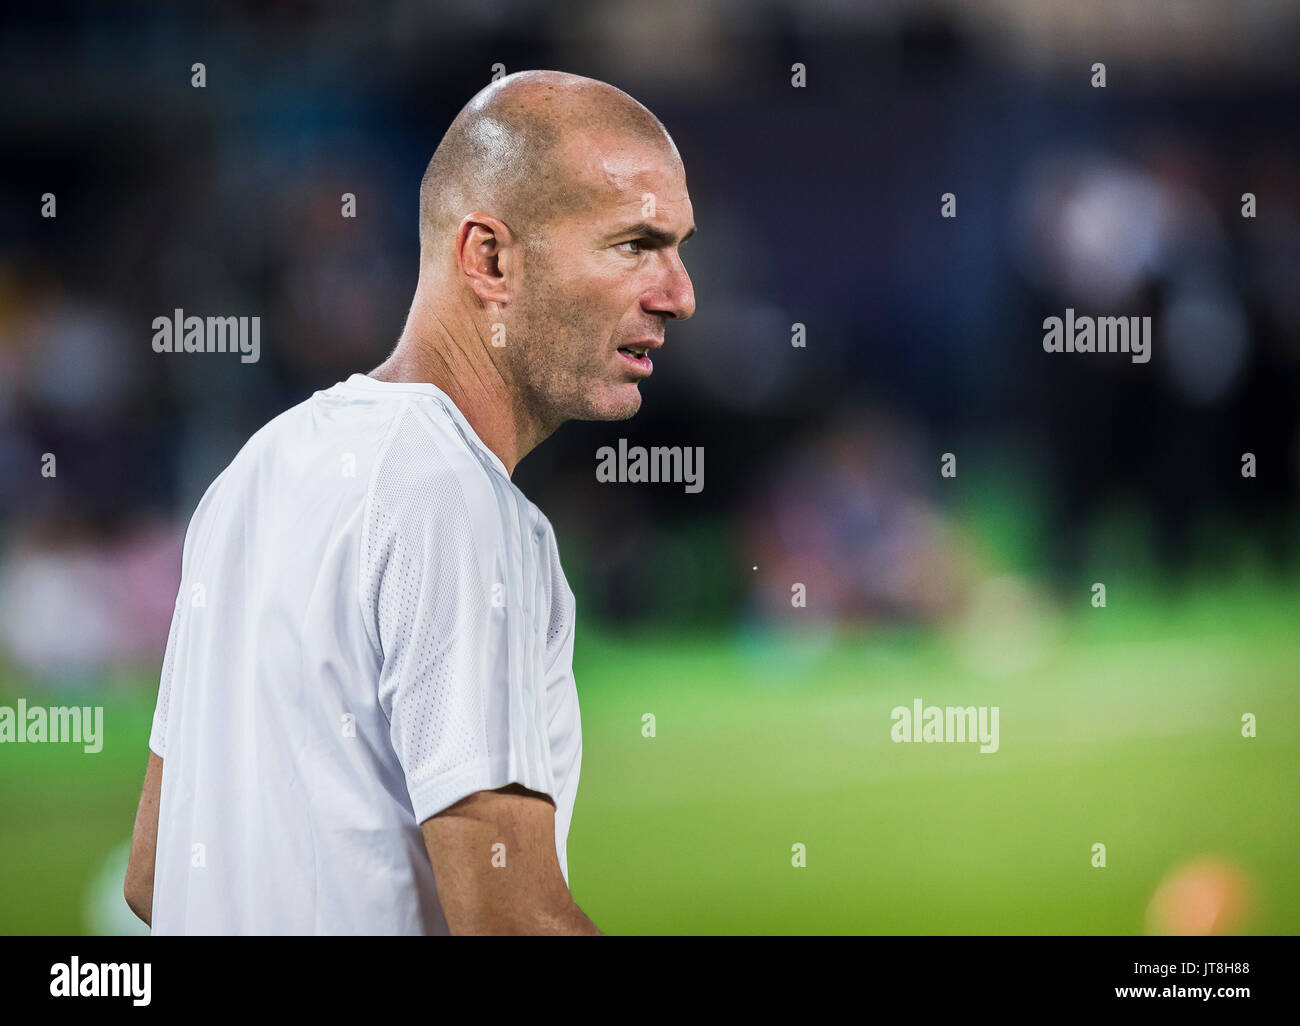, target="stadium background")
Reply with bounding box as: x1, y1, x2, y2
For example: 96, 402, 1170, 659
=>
1, 0, 1297, 934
